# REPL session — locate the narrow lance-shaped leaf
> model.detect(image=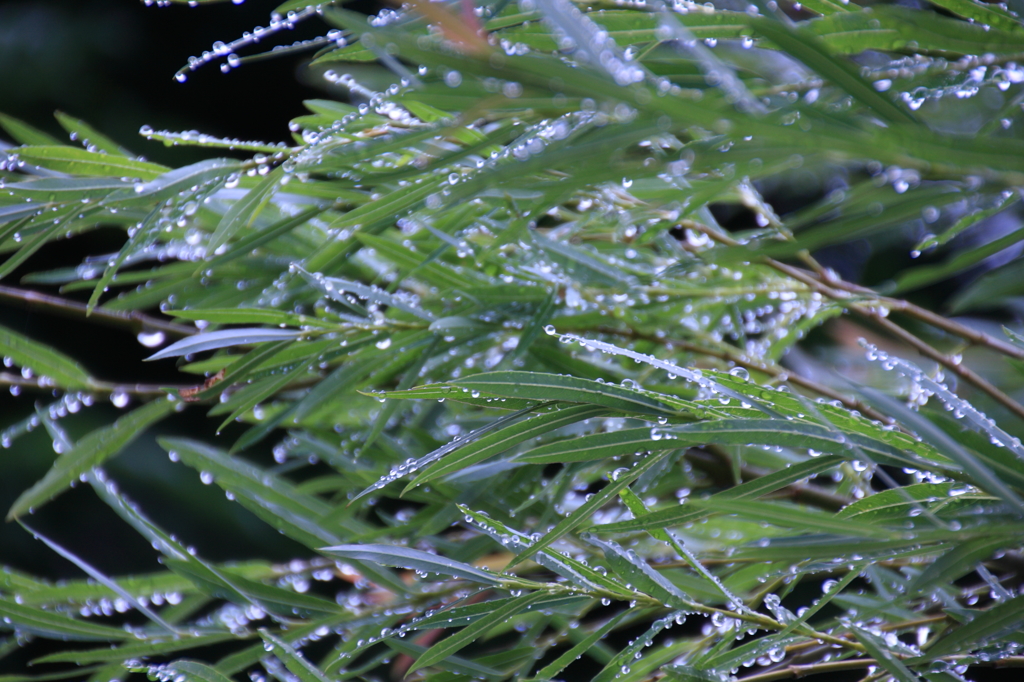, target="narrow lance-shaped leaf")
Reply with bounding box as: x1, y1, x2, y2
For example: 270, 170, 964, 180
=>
924, 594, 1024, 657
406, 404, 607, 491
0, 595, 135, 642
0, 112, 64, 145
533, 611, 630, 681
319, 544, 502, 585
593, 454, 844, 534
8, 398, 177, 520
407, 591, 549, 675
12, 146, 168, 180
142, 660, 236, 682
145, 328, 303, 361
54, 111, 134, 157
207, 165, 284, 253
750, 19, 917, 126
851, 625, 922, 682
259, 630, 333, 682
508, 451, 672, 569
518, 420, 926, 469
687, 497, 895, 538
451, 371, 680, 416
0, 324, 93, 390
